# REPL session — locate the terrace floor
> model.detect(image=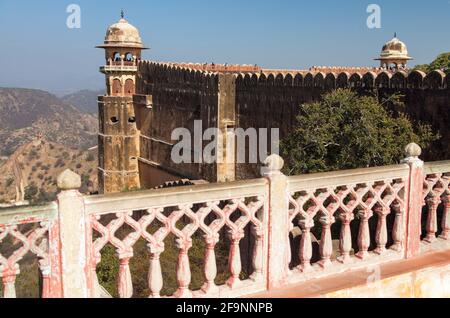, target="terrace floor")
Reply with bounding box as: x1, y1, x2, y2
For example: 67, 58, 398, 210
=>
249, 249, 450, 298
